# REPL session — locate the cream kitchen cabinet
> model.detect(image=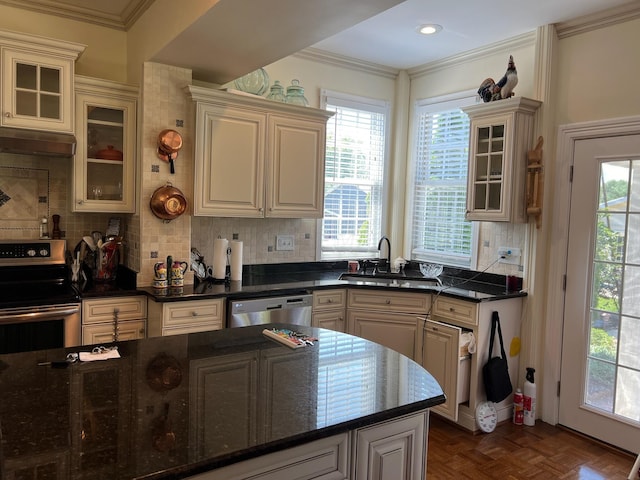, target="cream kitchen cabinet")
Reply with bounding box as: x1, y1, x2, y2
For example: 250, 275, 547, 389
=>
81, 296, 146, 345
429, 294, 522, 431
147, 298, 224, 337
312, 288, 346, 332
347, 289, 430, 361
462, 97, 541, 222
187, 86, 334, 218
420, 318, 470, 422
0, 30, 84, 132
72, 76, 137, 213
352, 411, 427, 480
